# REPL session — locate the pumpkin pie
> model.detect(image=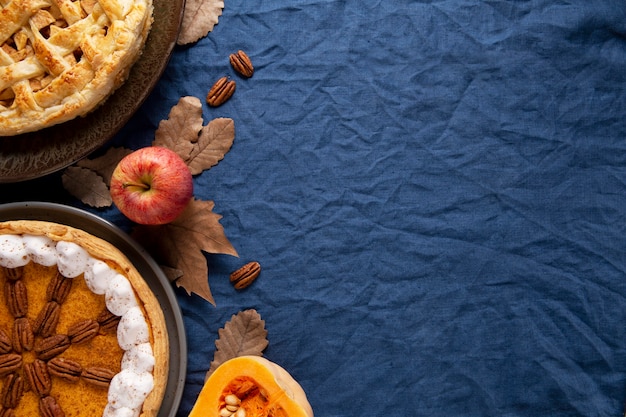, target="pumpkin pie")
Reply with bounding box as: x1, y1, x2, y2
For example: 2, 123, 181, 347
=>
0, 220, 168, 417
